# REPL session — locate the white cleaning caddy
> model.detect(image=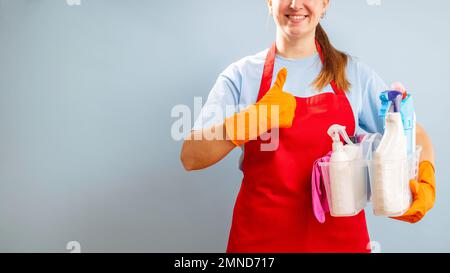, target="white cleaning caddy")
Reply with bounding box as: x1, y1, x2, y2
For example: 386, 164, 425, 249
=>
317, 124, 421, 218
